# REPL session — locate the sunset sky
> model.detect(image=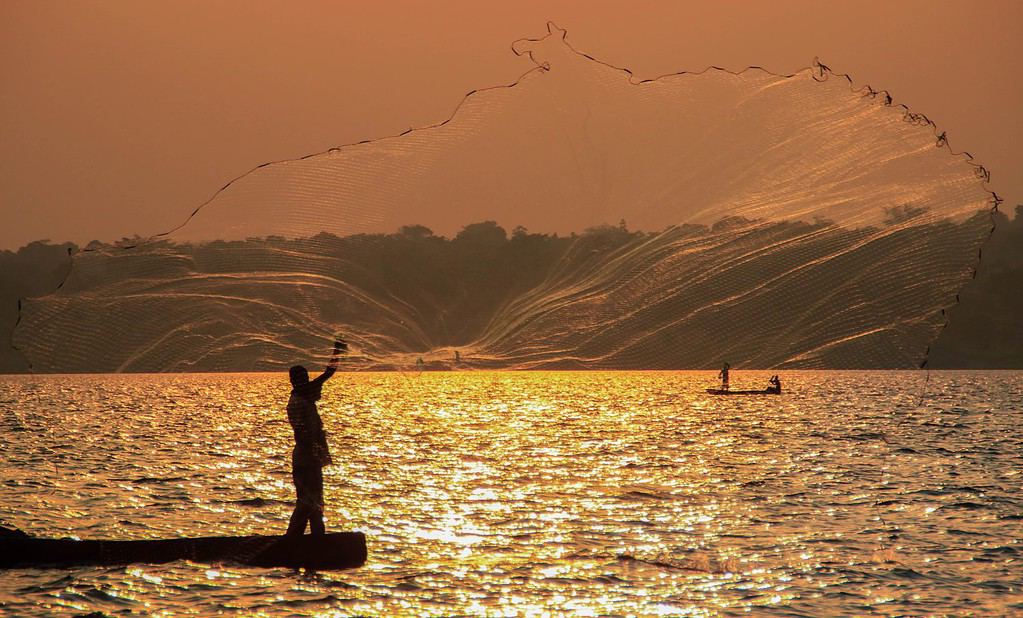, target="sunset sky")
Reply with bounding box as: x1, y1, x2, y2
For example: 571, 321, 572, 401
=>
2, 0, 1020, 250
